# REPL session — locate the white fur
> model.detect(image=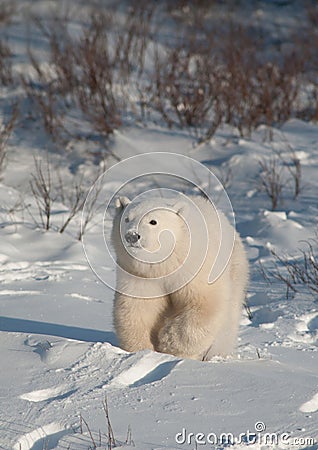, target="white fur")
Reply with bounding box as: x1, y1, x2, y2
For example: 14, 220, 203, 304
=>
112, 195, 249, 360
